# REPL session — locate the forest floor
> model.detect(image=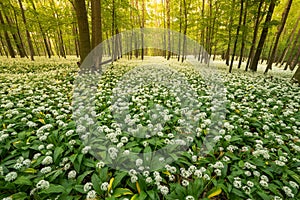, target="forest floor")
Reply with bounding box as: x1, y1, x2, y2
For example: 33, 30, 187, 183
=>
0, 56, 299, 200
